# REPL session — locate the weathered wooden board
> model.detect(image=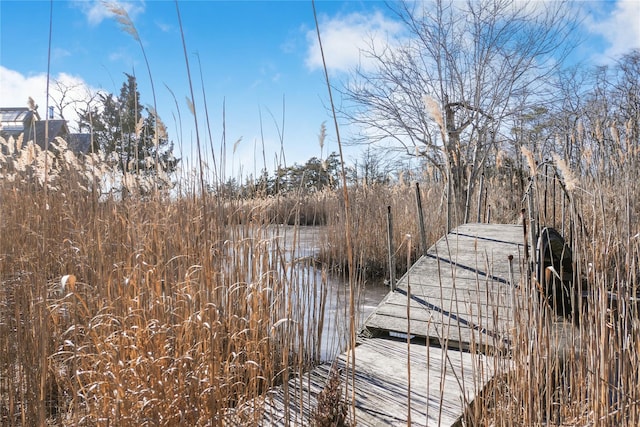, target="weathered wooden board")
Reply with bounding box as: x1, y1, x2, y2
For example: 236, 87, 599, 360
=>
363, 223, 527, 350
236, 223, 529, 426
234, 338, 497, 426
